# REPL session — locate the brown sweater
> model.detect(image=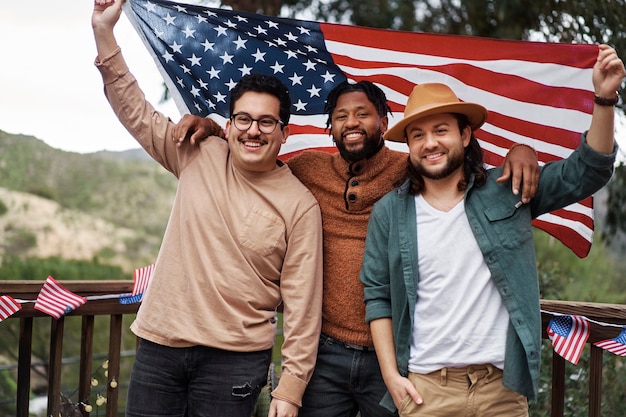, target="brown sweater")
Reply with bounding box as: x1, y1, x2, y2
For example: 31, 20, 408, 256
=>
288, 146, 407, 346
